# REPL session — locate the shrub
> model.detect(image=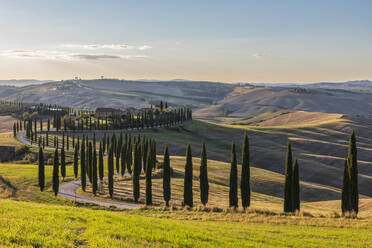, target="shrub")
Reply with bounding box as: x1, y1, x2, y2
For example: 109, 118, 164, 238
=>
24, 153, 37, 163
15, 145, 29, 156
